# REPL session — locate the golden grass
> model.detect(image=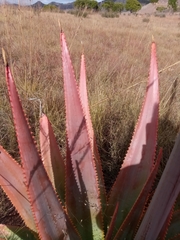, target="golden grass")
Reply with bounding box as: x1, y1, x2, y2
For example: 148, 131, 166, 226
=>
0, 5, 180, 189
